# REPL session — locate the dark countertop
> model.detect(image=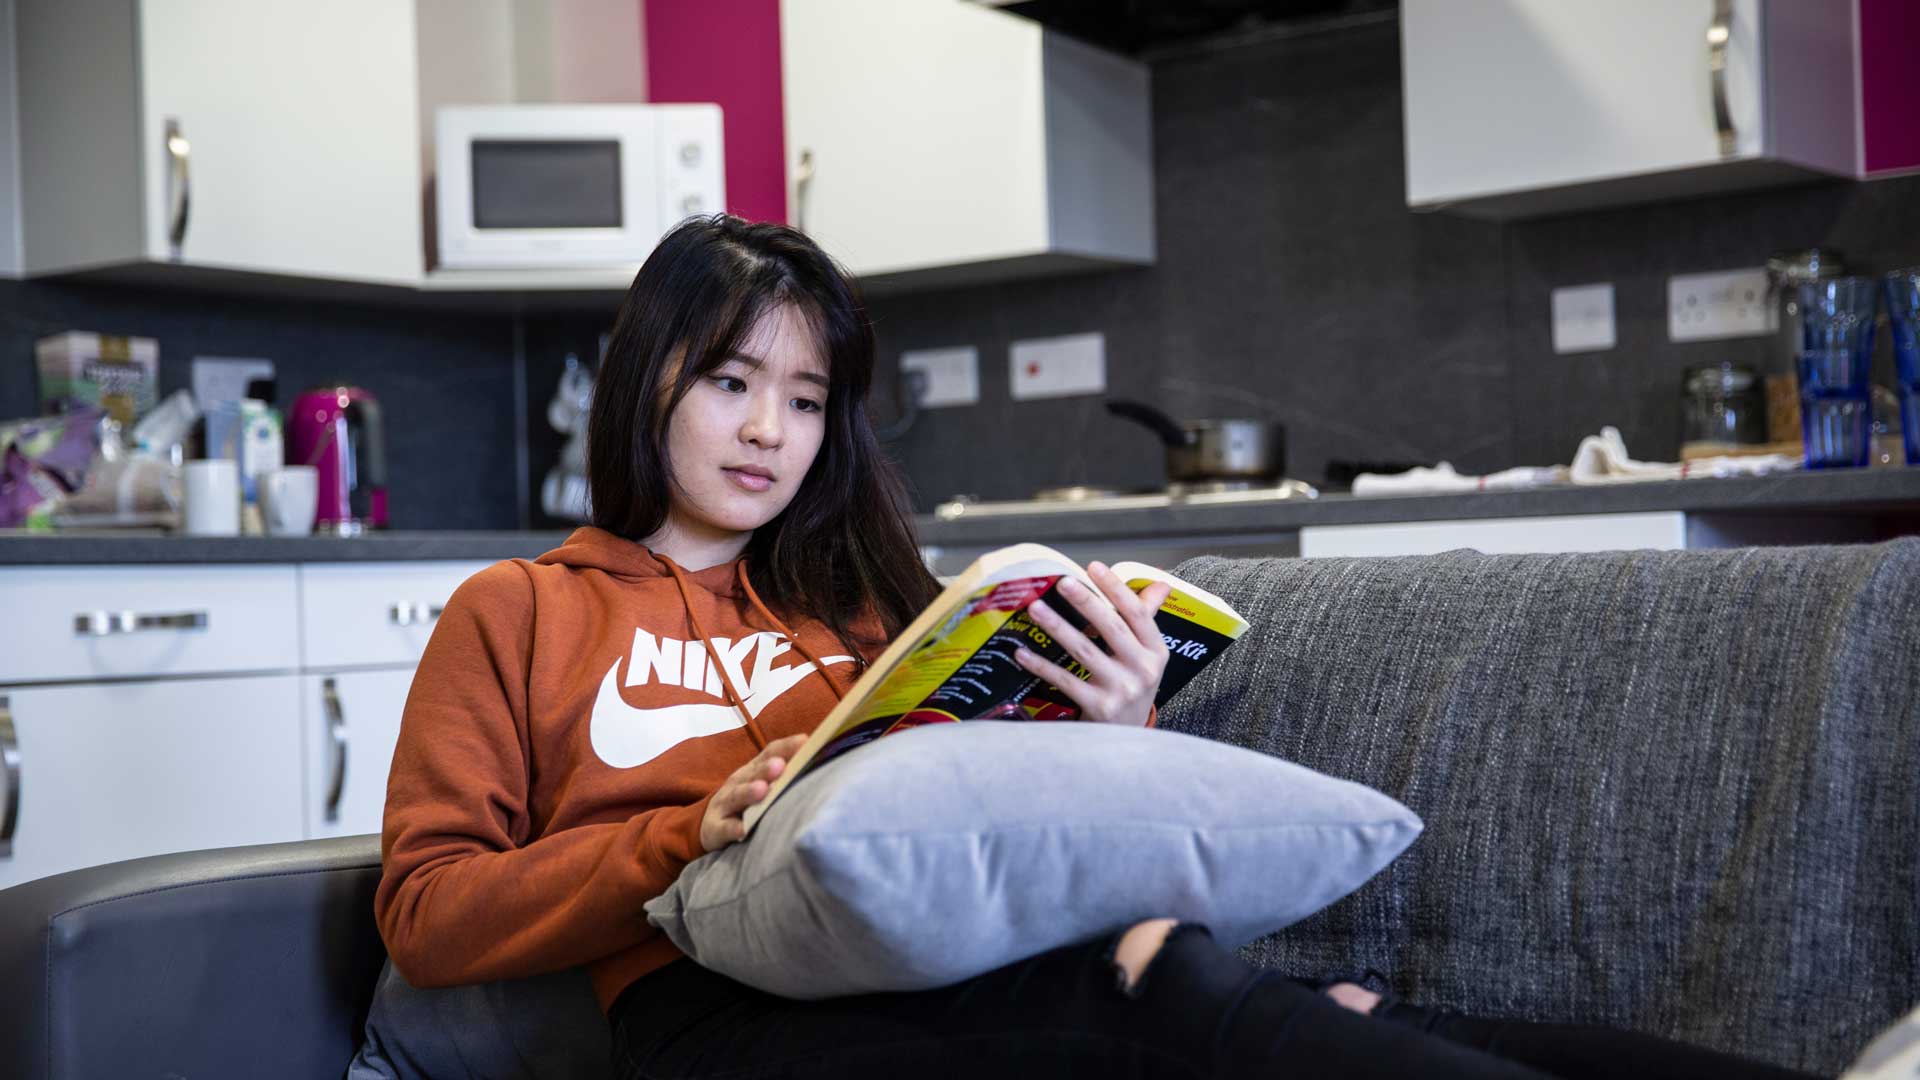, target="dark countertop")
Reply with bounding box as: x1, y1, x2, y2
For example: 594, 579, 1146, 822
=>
914, 469, 1920, 546
0, 530, 576, 565
5, 470, 1919, 563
